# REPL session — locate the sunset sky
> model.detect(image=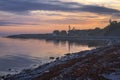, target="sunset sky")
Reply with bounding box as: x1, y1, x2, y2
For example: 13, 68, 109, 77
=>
0, 0, 120, 35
